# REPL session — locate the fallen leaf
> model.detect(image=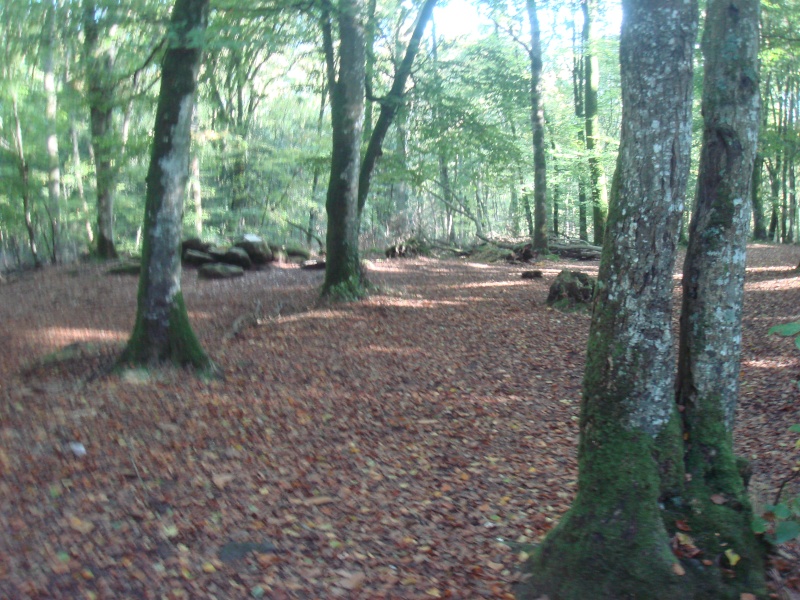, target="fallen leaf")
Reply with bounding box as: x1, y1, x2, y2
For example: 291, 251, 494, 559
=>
710, 494, 727, 505
672, 563, 686, 576
724, 549, 740, 566
68, 516, 94, 534
338, 571, 365, 590
212, 474, 235, 489
675, 520, 691, 531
